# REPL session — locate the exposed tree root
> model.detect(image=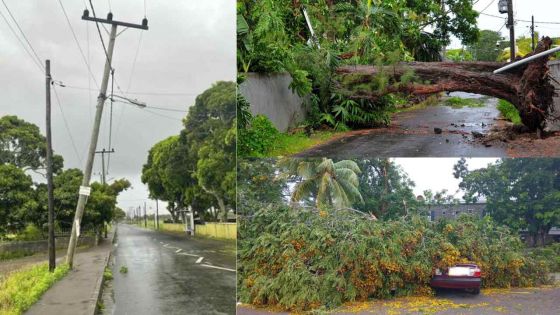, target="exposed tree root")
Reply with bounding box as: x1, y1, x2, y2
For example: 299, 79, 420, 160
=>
336, 37, 557, 131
